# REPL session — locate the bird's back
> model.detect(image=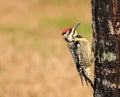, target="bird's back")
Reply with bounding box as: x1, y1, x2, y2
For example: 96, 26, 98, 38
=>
68, 38, 91, 68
